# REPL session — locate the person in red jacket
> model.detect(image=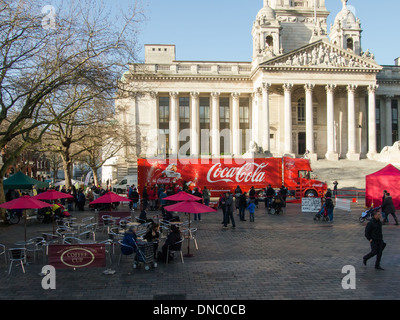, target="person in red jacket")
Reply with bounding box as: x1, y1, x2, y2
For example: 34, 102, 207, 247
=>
148, 186, 157, 211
